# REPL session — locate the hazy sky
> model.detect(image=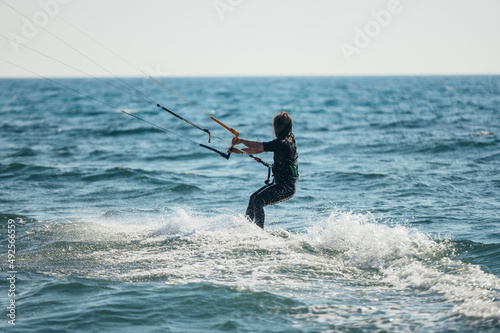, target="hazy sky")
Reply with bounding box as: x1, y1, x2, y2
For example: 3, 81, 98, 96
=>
1, 0, 499, 77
